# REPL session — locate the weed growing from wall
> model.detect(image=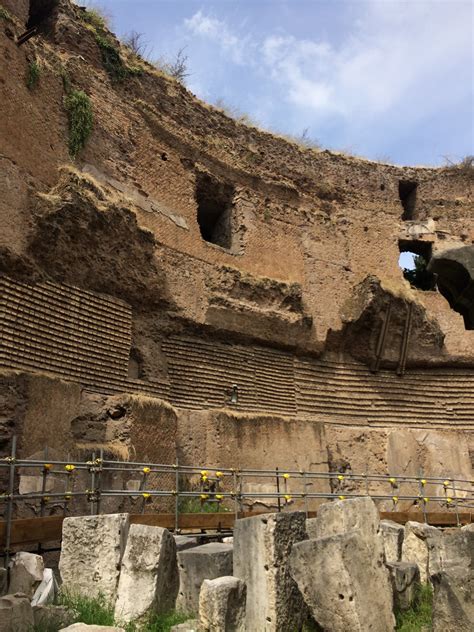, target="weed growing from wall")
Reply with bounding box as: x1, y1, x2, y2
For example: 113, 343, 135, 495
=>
64, 90, 93, 158
26, 60, 41, 90
0, 5, 12, 21
95, 34, 130, 82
